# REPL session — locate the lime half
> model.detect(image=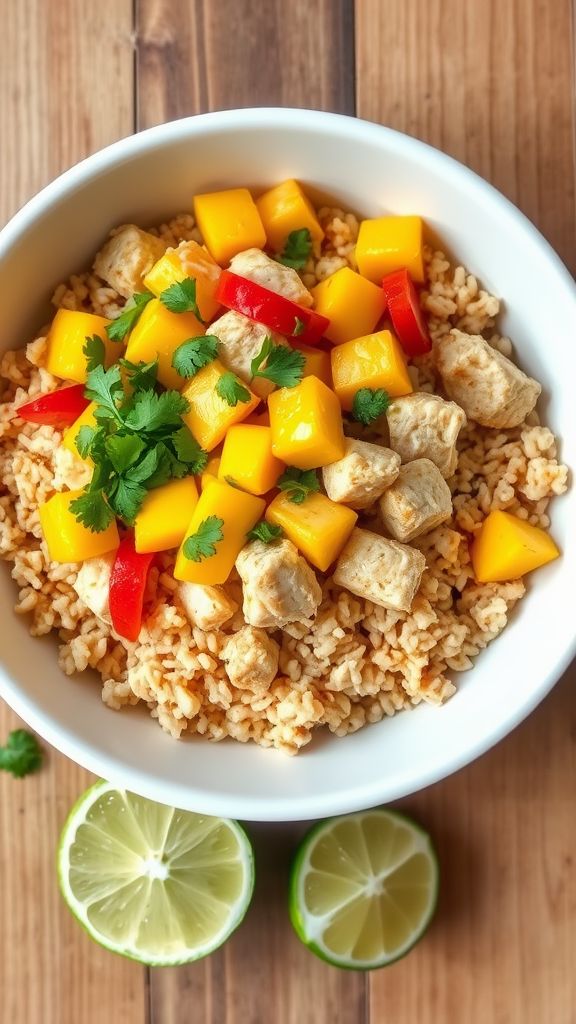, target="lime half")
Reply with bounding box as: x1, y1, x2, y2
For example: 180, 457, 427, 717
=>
289, 808, 438, 970
57, 781, 254, 966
